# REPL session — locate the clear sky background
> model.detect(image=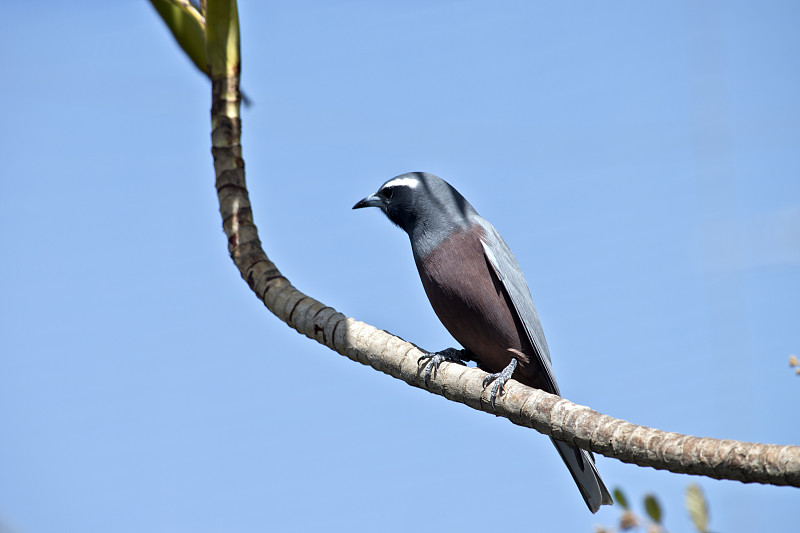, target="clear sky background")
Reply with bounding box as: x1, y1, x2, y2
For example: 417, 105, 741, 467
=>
1, 1, 799, 532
